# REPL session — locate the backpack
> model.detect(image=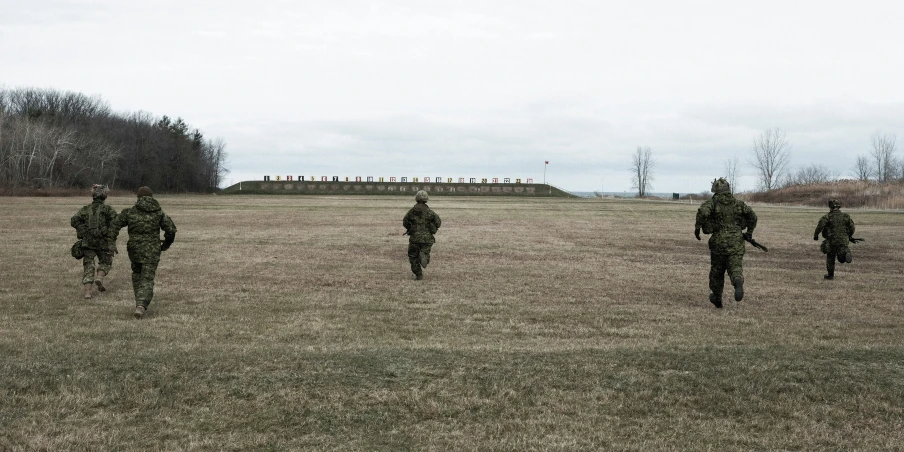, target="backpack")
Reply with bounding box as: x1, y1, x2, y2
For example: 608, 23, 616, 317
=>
81, 204, 109, 248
